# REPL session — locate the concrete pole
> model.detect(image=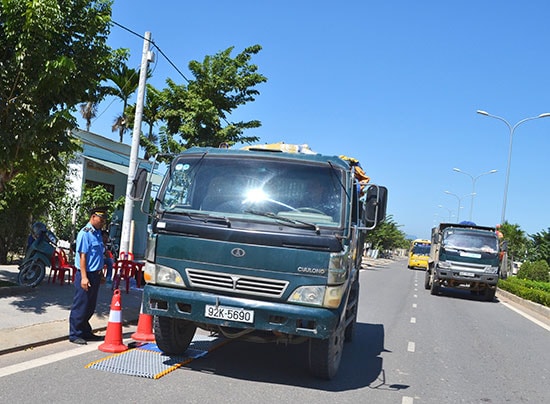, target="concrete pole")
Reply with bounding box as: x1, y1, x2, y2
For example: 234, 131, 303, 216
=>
120, 31, 151, 257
